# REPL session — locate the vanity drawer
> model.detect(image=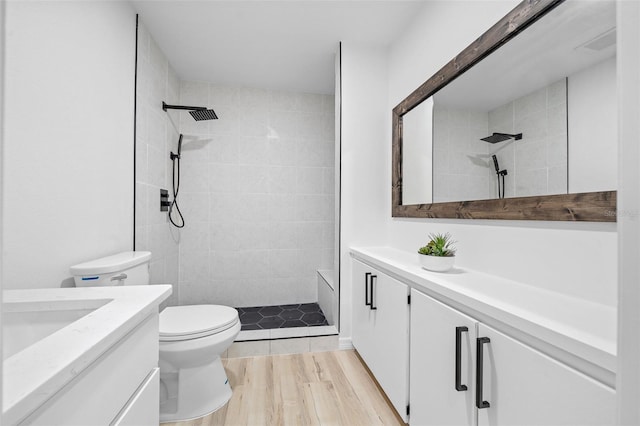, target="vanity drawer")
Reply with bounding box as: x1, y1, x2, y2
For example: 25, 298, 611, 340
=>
111, 368, 159, 426
23, 313, 159, 425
